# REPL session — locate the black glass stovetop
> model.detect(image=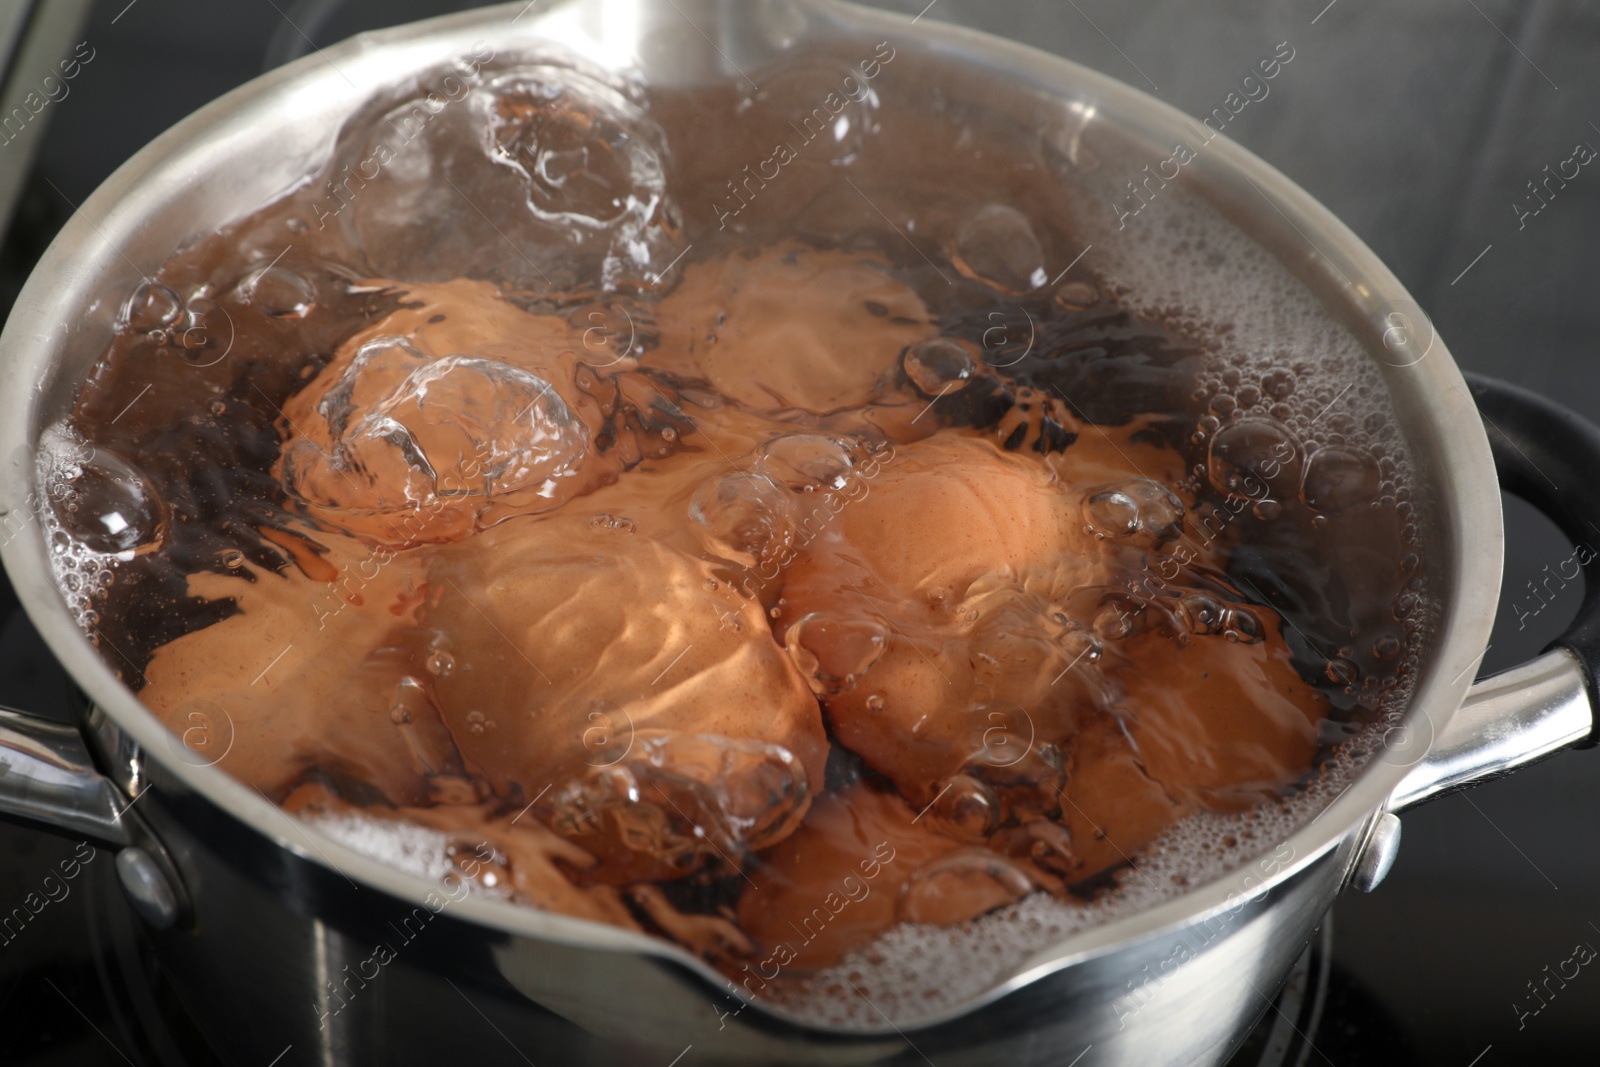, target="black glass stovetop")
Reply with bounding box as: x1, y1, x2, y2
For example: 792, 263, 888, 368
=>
4, 1, 1600, 1064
